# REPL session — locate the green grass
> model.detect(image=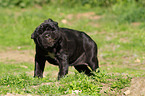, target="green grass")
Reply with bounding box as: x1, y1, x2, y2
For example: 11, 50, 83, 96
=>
0, 64, 131, 96
0, 3, 145, 95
